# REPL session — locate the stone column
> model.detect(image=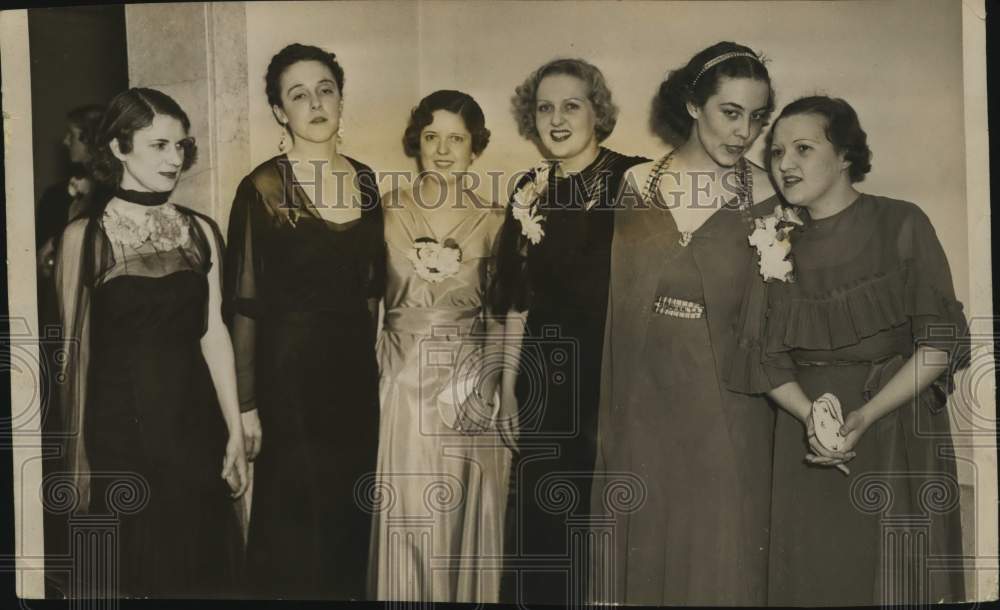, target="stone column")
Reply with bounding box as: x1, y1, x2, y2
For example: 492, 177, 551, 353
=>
124, 2, 250, 228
